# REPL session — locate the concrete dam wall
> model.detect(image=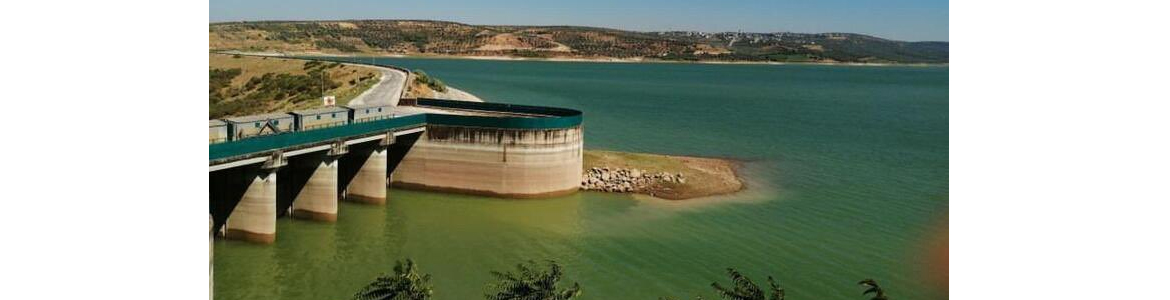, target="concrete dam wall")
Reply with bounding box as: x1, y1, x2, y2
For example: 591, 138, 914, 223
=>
392, 124, 583, 198
391, 99, 584, 198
